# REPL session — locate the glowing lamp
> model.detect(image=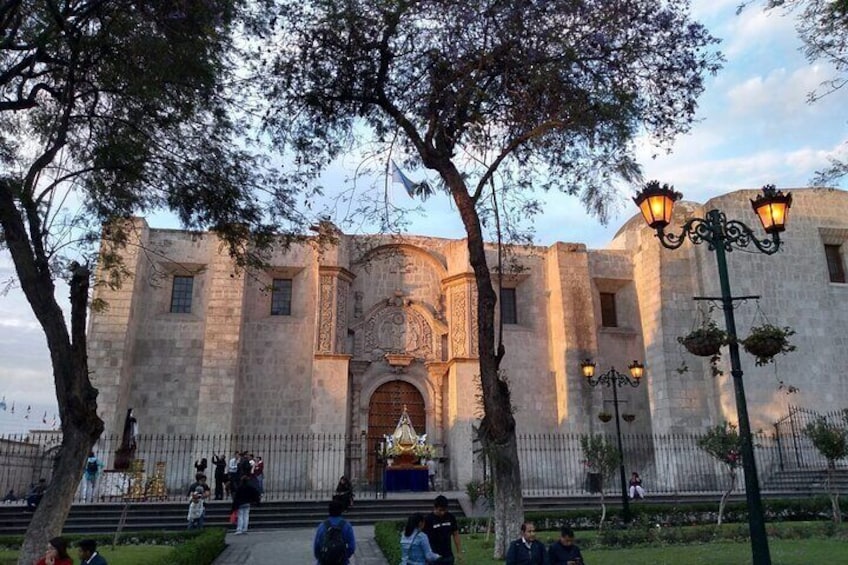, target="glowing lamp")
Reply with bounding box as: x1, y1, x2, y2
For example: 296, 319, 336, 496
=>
580, 359, 596, 379
751, 184, 792, 234
633, 181, 682, 230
